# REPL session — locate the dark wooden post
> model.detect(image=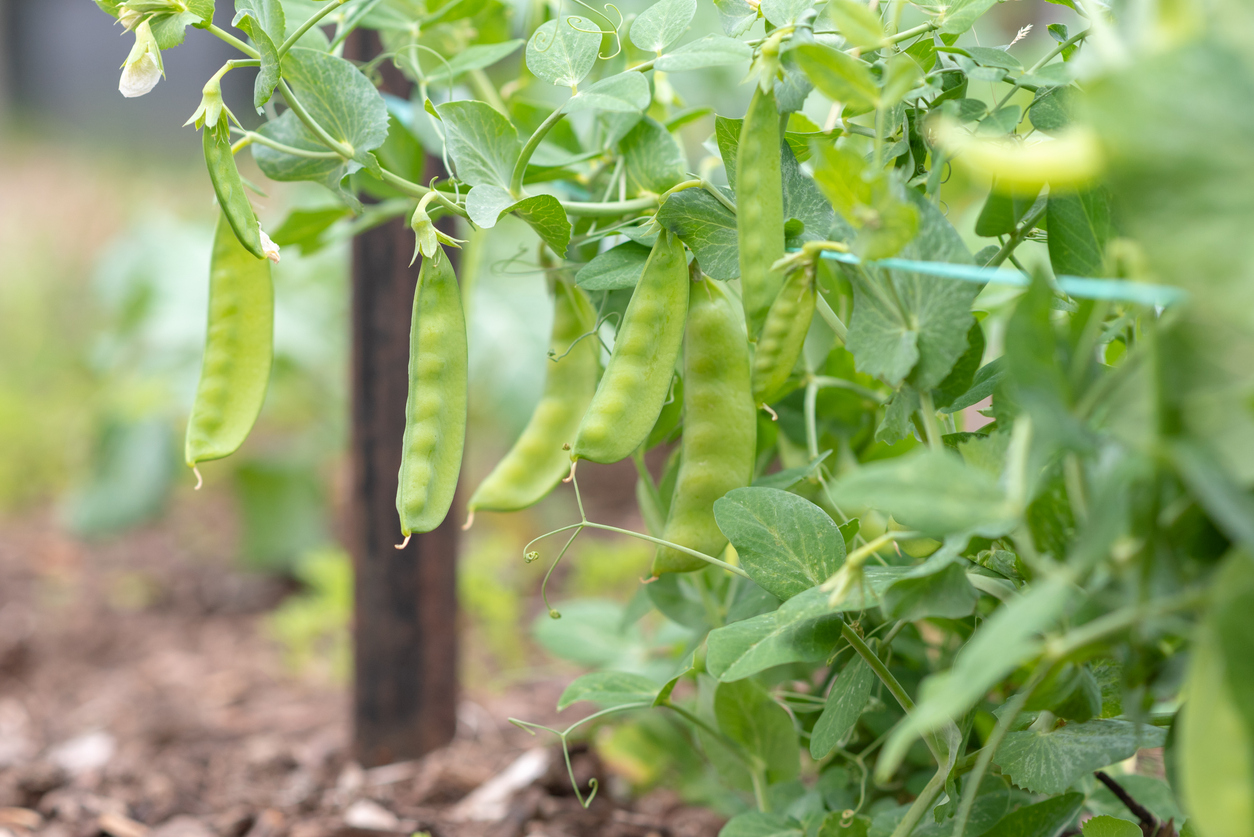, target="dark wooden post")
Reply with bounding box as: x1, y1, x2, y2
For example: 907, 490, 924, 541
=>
346, 31, 458, 767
